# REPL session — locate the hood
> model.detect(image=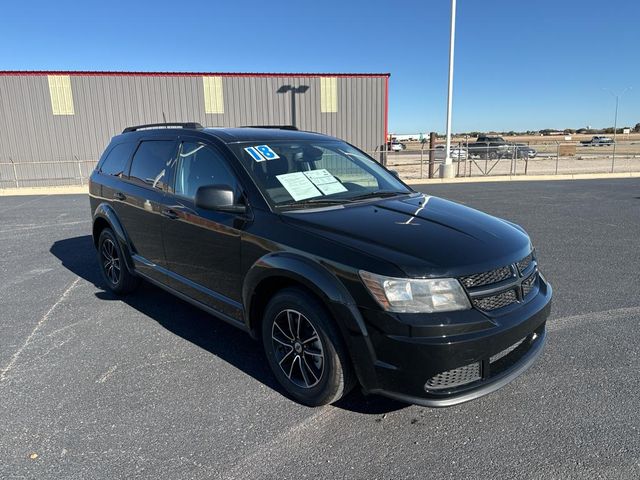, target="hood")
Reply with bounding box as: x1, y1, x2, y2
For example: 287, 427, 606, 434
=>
283, 194, 532, 278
